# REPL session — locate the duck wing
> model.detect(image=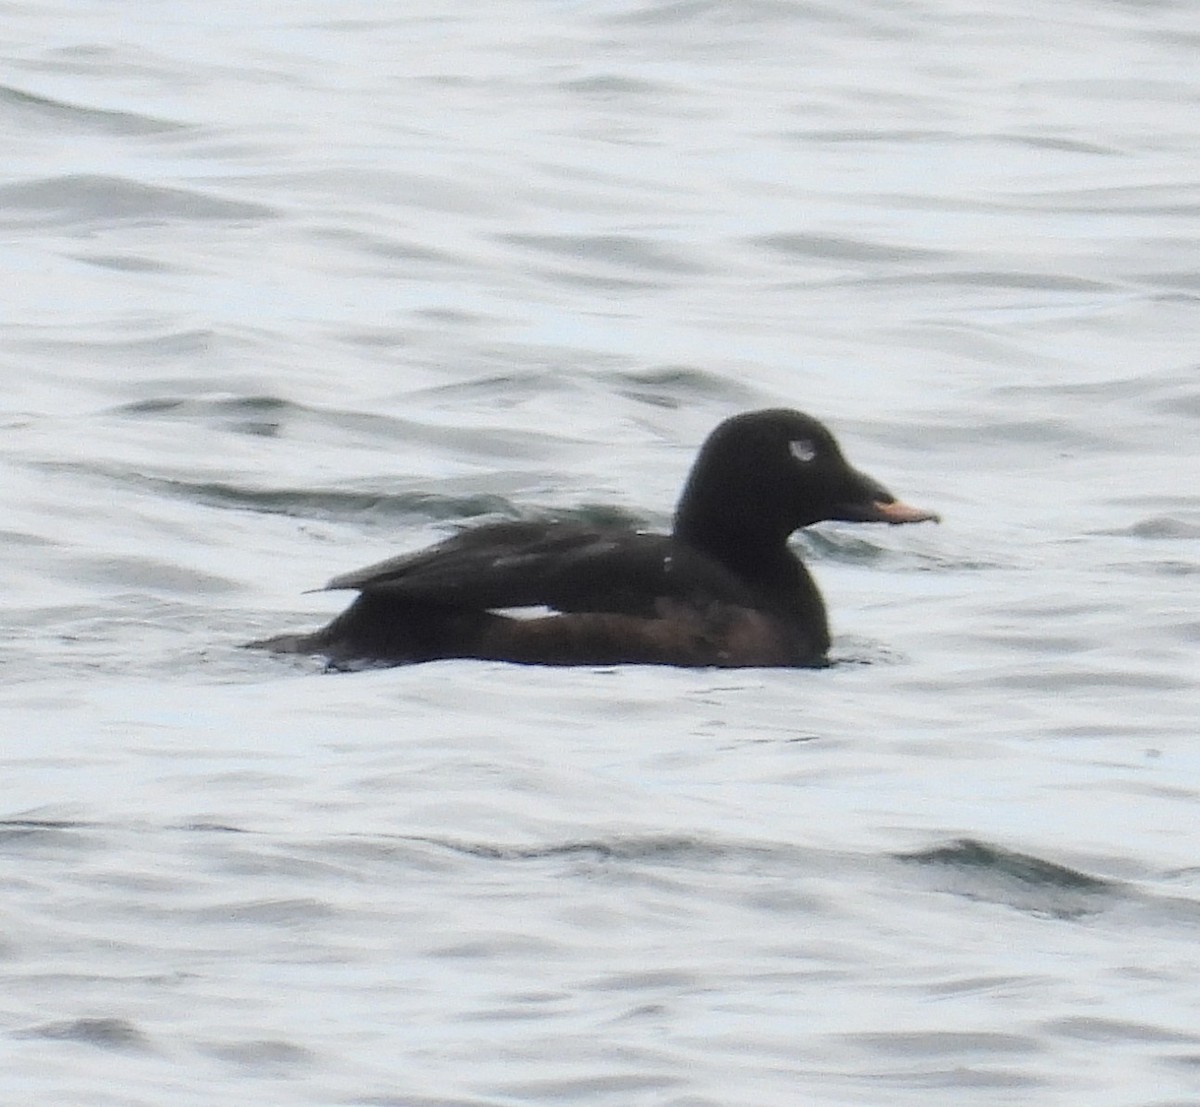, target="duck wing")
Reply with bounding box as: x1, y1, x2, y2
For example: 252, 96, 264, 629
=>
322, 520, 755, 616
